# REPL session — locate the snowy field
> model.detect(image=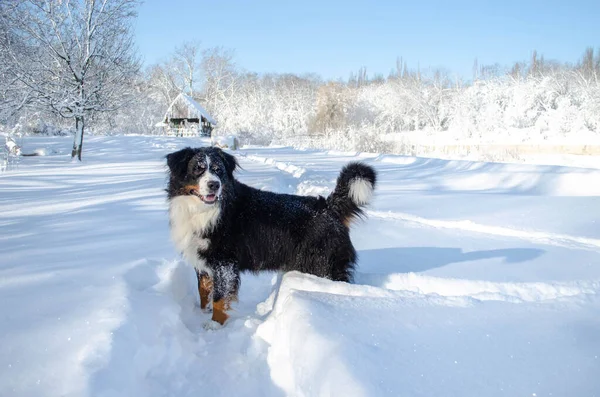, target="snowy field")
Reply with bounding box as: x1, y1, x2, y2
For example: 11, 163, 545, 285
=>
1, 135, 600, 397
